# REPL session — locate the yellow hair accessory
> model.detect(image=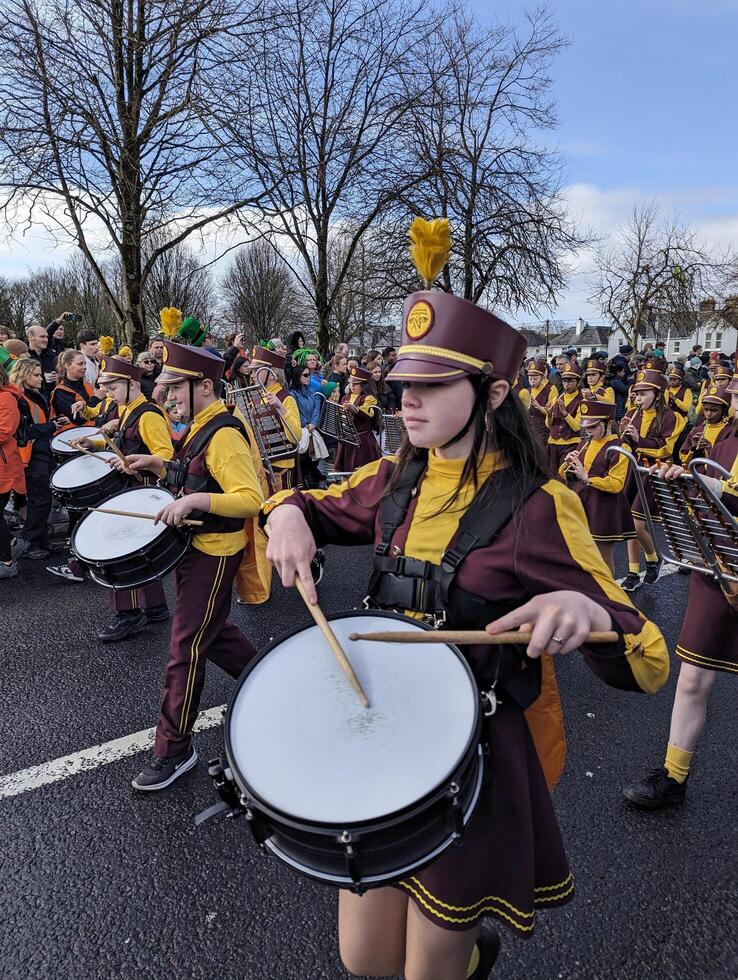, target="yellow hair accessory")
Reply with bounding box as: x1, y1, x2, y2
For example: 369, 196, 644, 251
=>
408, 217, 451, 289
98, 335, 115, 355
118, 345, 132, 358
159, 307, 182, 338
